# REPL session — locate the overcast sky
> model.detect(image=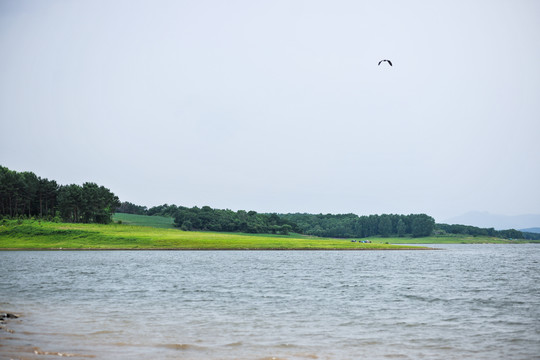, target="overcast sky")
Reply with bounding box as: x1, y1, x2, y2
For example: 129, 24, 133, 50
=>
1, 0, 539, 222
